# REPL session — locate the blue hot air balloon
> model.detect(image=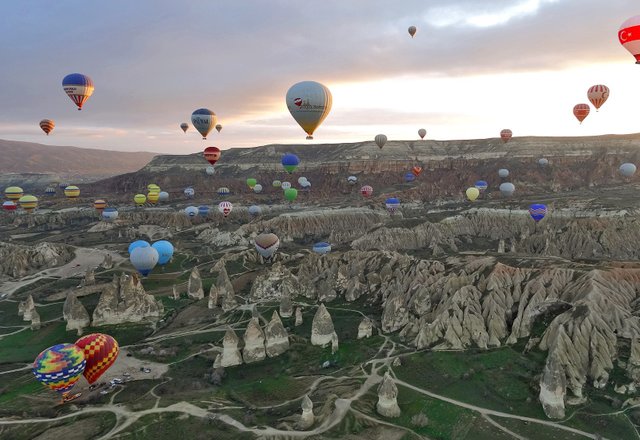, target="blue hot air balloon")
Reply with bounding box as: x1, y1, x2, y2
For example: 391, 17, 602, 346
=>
312, 242, 332, 254
45, 187, 56, 196
385, 197, 400, 214
198, 205, 210, 217
474, 180, 488, 192
62, 73, 94, 110
404, 172, 416, 183
248, 205, 262, 216
217, 187, 230, 197
529, 204, 547, 223
130, 246, 159, 277
102, 207, 119, 222
151, 240, 174, 266
128, 240, 150, 255
281, 153, 300, 173
184, 206, 198, 217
